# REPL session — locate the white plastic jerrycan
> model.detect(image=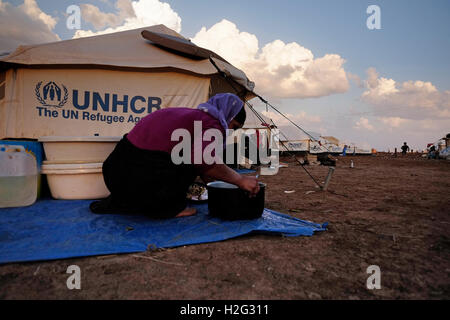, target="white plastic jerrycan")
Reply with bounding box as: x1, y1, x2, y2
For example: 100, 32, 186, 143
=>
0, 144, 38, 208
